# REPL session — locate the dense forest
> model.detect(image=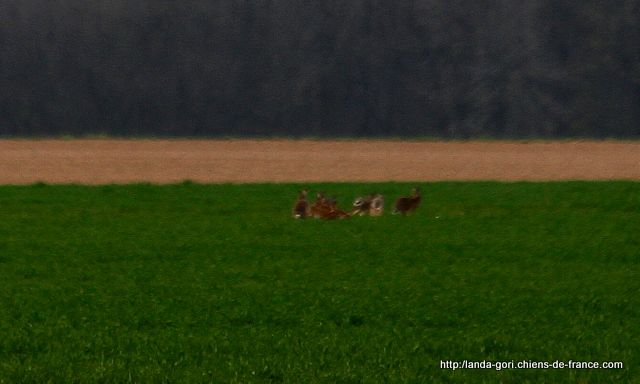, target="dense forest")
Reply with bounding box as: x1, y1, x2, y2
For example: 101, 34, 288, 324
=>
1, 0, 639, 138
